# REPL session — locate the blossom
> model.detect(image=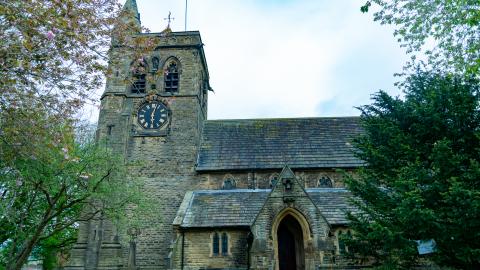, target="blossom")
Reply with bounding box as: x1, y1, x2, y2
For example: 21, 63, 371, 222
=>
79, 173, 92, 180
46, 30, 55, 40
